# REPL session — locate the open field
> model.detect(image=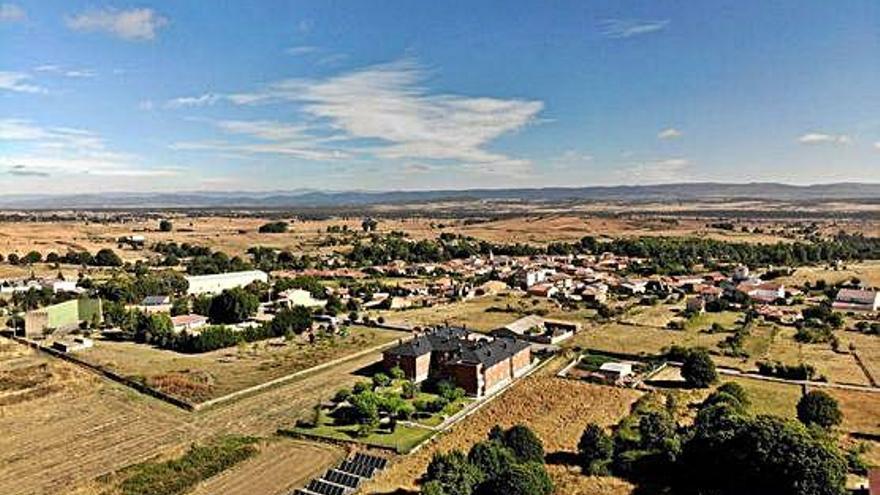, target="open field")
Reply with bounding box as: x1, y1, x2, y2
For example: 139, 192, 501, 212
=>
569, 322, 728, 357
0, 336, 389, 495
776, 261, 880, 289
5, 210, 869, 265
187, 438, 344, 495
374, 292, 594, 332
363, 358, 642, 494
68, 325, 403, 402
